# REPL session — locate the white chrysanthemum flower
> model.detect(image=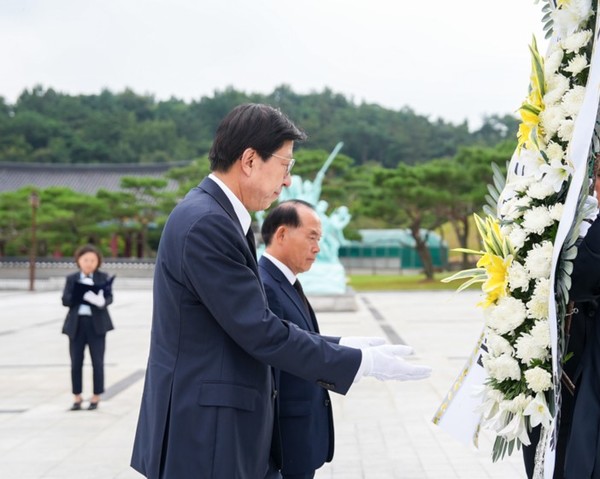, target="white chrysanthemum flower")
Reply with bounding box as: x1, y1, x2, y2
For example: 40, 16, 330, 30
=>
543, 80, 568, 107
545, 48, 565, 77
534, 277, 551, 296
528, 181, 555, 200
515, 333, 549, 364
561, 29, 593, 53
528, 298, 548, 320
483, 353, 522, 382
528, 278, 551, 320
522, 206, 554, 235
515, 195, 533, 209
508, 226, 528, 251
553, 0, 593, 37
565, 54, 589, 76
524, 392, 552, 429
545, 74, 570, 105
558, 118, 575, 142
544, 90, 564, 108
530, 320, 551, 349
508, 261, 530, 292
540, 159, 574, 192
525, 241, 554, 279
499, 197, 523, 221
512, 180, 529, 195
549, 203, 565, 221
524, 366, 552, 393
546, 141, 565, 163
486, 333, 514, 357
528, 281, 551, 320
540, 105, 567, 139
562, 85, 587, 117
484, 296, 528, 335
